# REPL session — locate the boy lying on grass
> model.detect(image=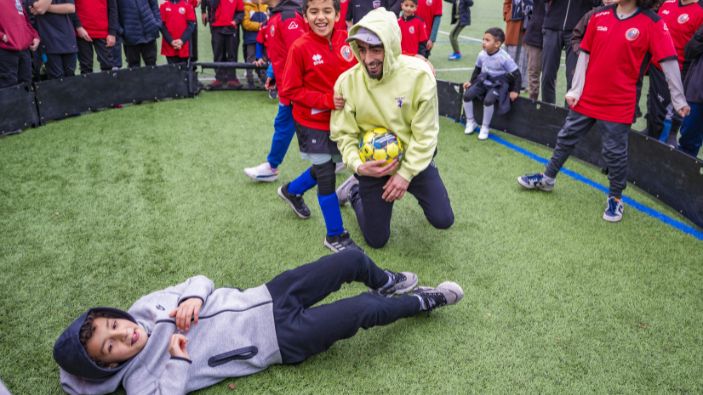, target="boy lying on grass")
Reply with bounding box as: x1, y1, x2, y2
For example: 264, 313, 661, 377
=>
54, 250, 463, 394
